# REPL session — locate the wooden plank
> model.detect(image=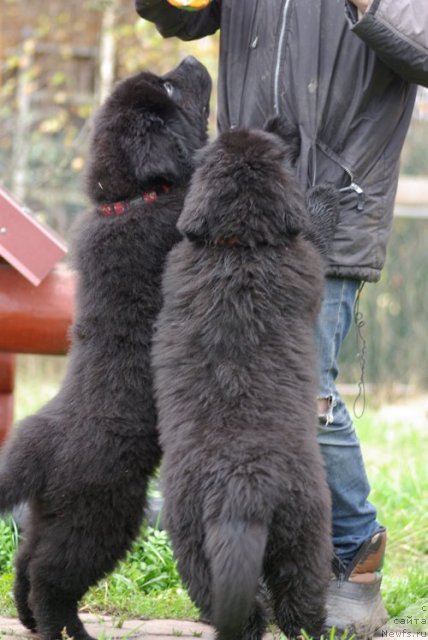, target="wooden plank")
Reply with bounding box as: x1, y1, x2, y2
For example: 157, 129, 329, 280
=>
0, 353, 16, 393
0, 354, 16, 444
0, 265, 75, 354
0, 393, 14, 445
0, 187, 68, 286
